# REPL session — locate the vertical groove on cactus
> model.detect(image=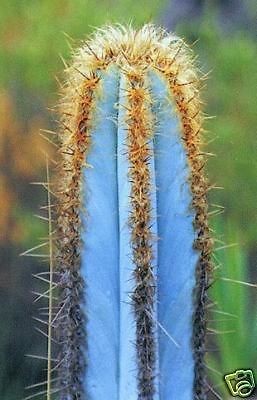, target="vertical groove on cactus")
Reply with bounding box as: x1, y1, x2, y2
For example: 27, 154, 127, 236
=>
54, 24, 212, 400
